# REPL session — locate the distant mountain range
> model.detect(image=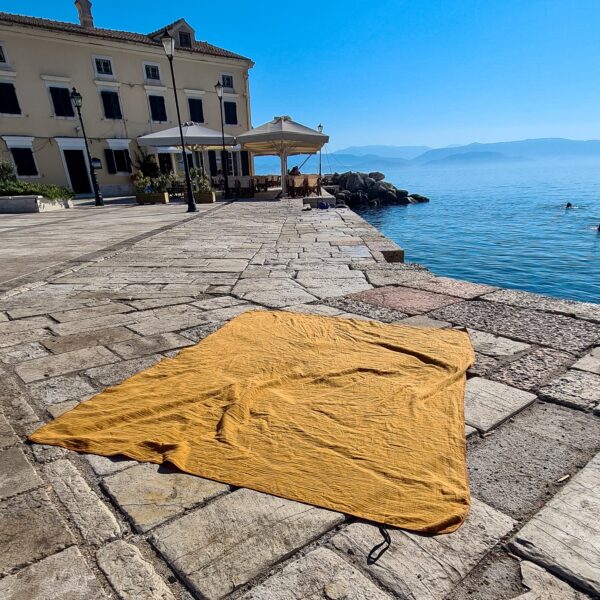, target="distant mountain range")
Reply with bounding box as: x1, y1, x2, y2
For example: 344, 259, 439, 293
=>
253, 138, 600, 174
